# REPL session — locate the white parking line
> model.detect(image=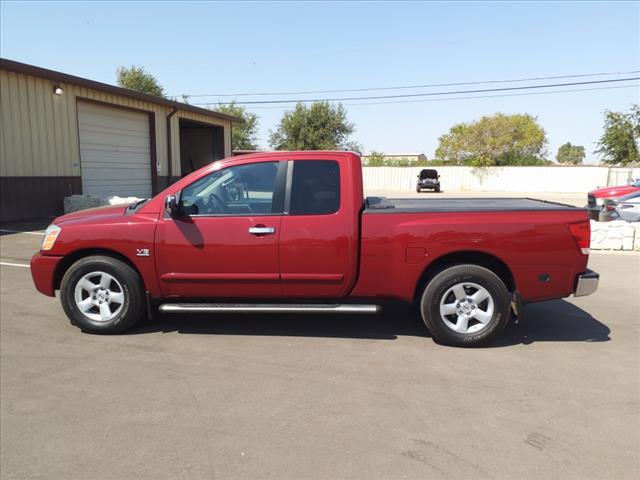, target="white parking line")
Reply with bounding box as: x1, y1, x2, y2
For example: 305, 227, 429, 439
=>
0, 229, 44, 235
0, 261, 30, 268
